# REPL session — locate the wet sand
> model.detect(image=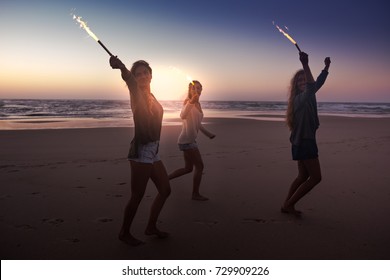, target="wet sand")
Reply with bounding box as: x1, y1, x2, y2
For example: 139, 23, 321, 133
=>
1, 116, 389, 259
